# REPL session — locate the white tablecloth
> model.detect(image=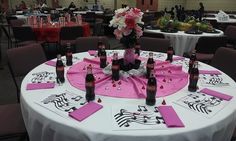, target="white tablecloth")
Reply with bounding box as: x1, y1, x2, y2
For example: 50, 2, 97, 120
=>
73, 11, 104, 15
21, 50, 236, 141
144, 29, 224, 56
203, 14, 236, 23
